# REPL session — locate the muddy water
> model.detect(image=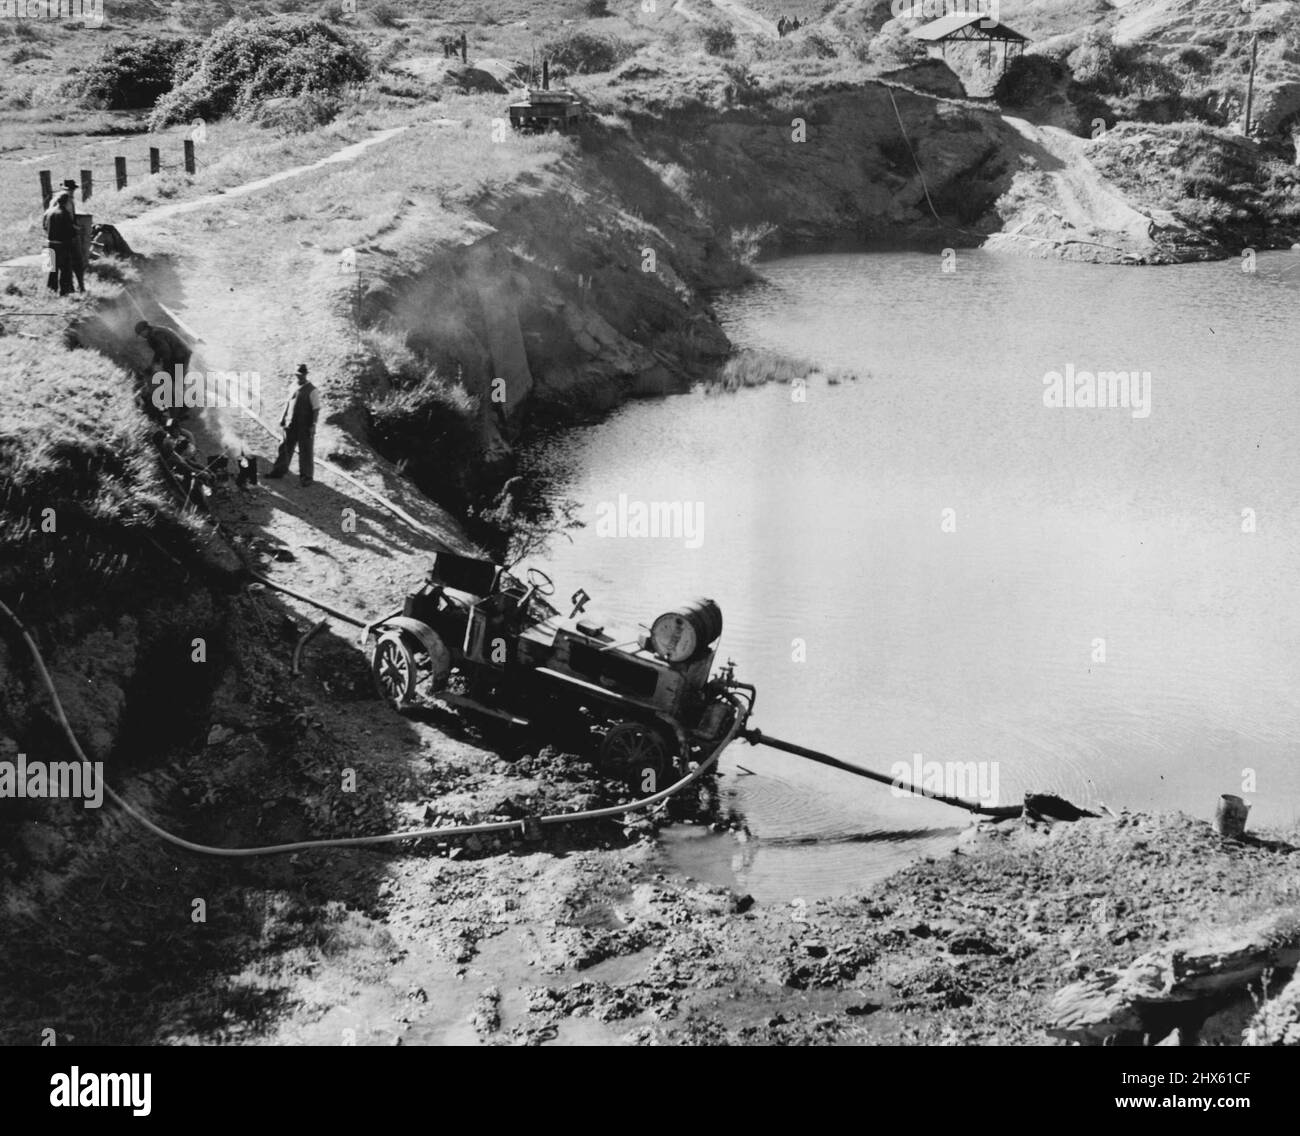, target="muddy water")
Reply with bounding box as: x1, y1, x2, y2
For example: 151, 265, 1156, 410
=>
526, 250, 1300, 903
